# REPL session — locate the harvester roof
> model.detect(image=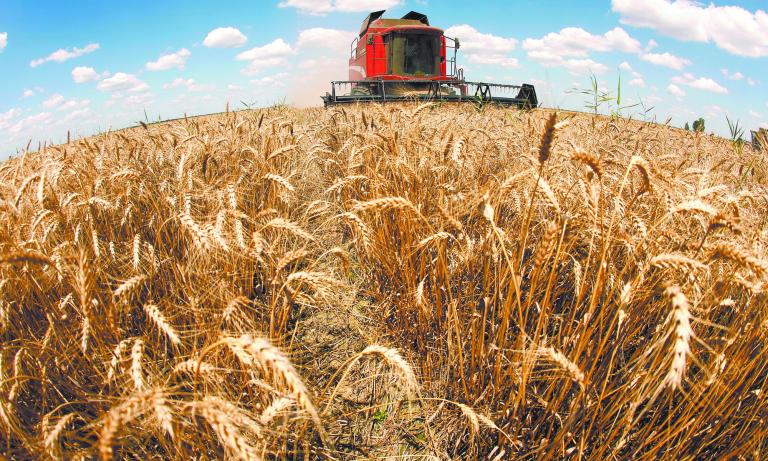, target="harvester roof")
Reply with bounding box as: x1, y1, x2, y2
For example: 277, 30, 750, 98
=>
358, 10, 438, 37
